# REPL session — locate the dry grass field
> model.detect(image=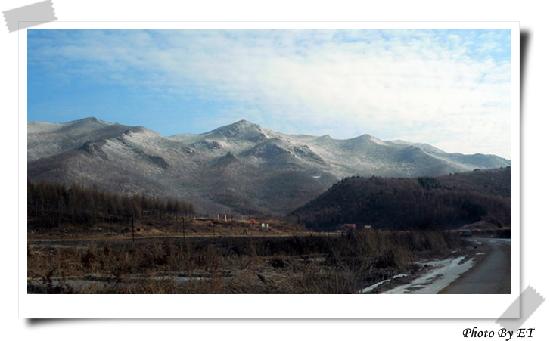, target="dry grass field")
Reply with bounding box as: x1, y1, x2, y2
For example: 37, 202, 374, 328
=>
28, 229, 467, 294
